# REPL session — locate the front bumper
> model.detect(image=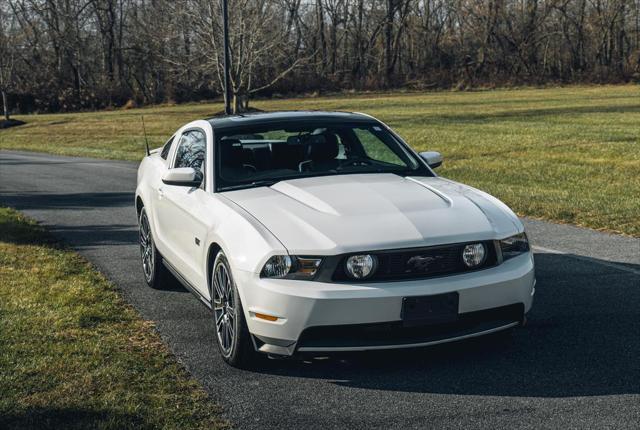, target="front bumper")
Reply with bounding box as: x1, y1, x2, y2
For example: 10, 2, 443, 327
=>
235, 252, 535, 356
